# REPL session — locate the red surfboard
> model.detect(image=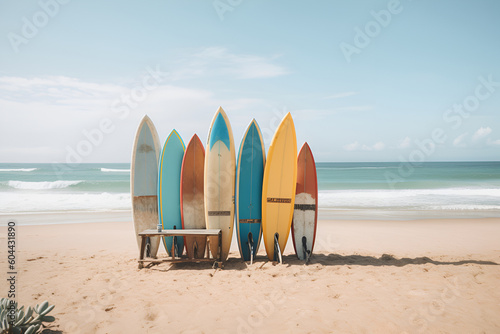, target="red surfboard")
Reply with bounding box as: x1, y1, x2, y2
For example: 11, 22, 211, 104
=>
180, 134, 207, 259
292, 142, 318, 262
